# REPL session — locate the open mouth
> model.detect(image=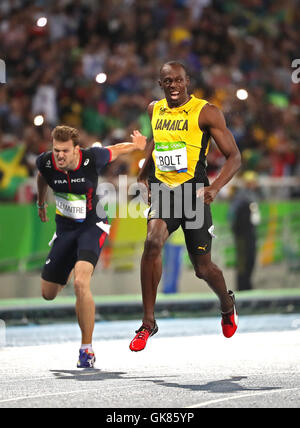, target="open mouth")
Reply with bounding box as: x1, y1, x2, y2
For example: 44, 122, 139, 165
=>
170, 91, 180, 98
